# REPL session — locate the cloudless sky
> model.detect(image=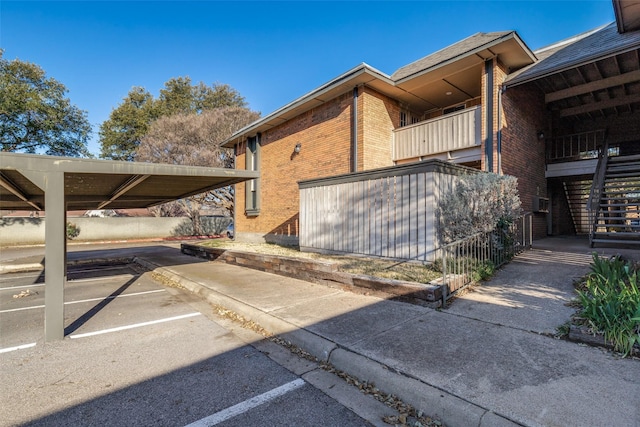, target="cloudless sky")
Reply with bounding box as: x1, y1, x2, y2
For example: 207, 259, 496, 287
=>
1, 1, 615, 156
